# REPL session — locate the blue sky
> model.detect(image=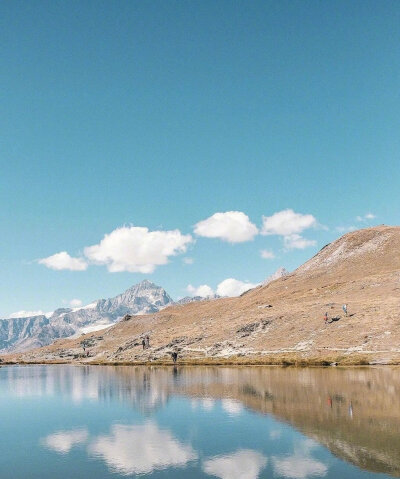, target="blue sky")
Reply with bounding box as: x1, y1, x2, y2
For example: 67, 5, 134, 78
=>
1, 0, 399, 316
